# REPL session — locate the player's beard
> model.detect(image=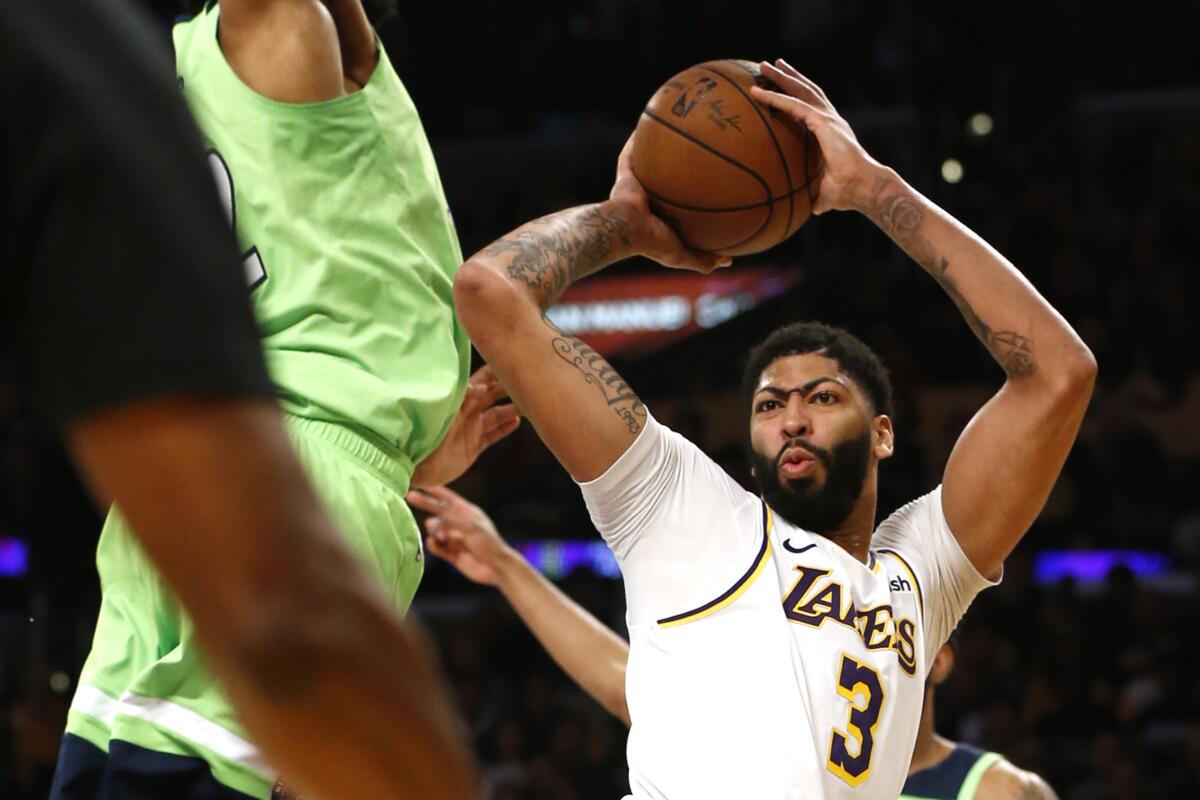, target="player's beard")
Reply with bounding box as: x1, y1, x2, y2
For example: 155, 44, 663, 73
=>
751, 431, 872, 535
